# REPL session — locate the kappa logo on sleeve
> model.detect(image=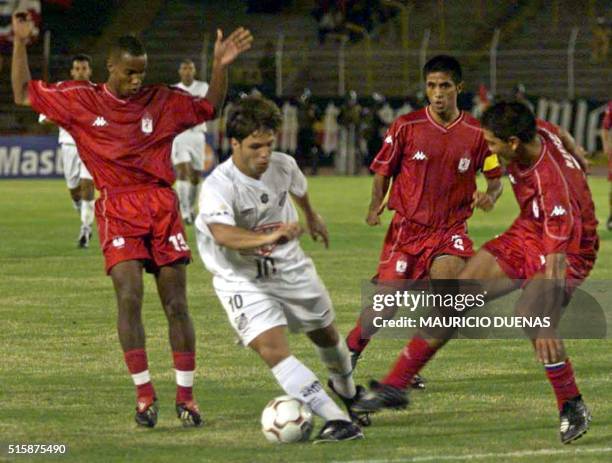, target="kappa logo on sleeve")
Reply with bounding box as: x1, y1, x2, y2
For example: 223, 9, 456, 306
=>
385, 135, 393, 144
